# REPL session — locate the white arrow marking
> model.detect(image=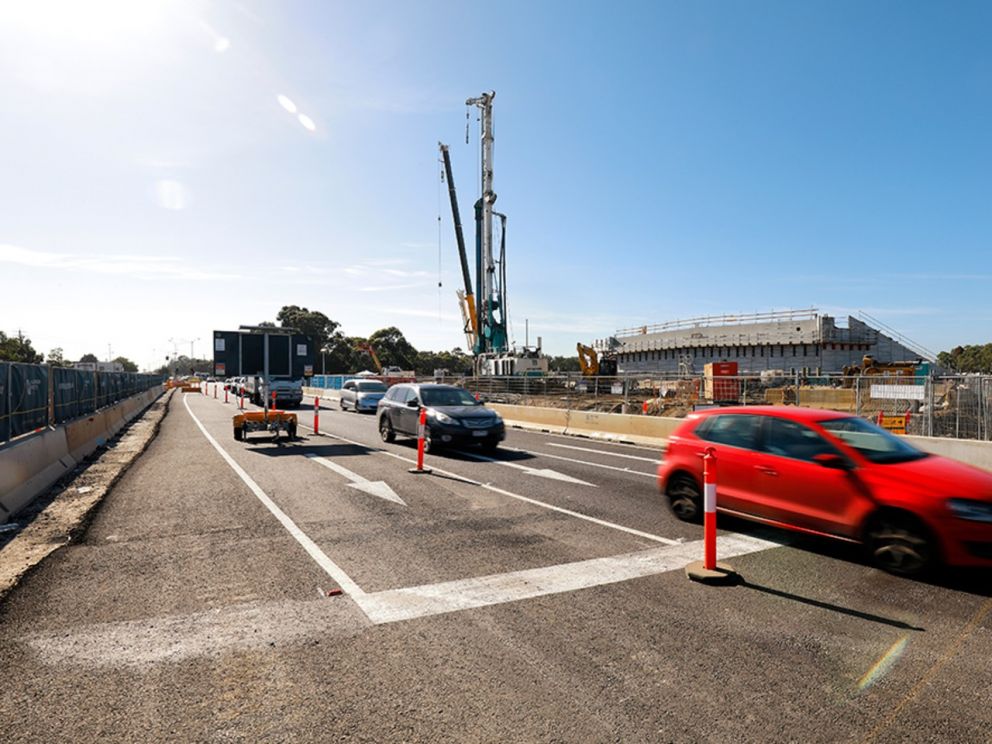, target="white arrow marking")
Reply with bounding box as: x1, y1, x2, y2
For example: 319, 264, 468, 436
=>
453, 450, 598, 487
306, 454, 406, 505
